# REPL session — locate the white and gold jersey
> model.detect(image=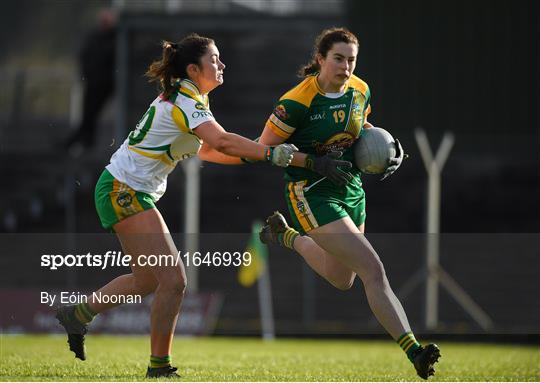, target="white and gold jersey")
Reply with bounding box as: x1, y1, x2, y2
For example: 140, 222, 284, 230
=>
106, 79, 214, 201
